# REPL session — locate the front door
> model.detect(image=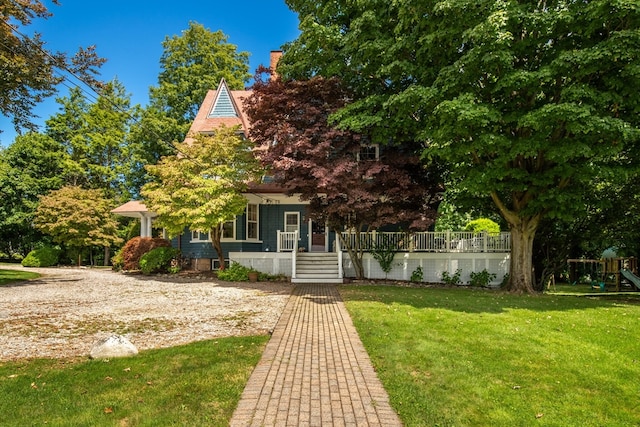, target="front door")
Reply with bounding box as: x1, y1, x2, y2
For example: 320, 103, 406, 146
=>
309, 220, 327, 252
